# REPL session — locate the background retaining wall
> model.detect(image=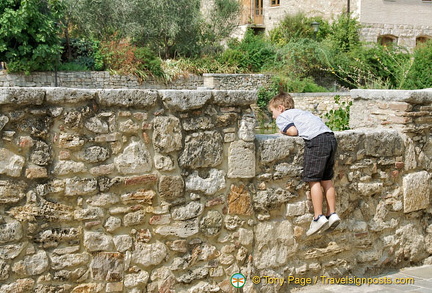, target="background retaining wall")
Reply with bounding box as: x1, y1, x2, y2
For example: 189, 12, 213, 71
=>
0, 87, 430, 293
